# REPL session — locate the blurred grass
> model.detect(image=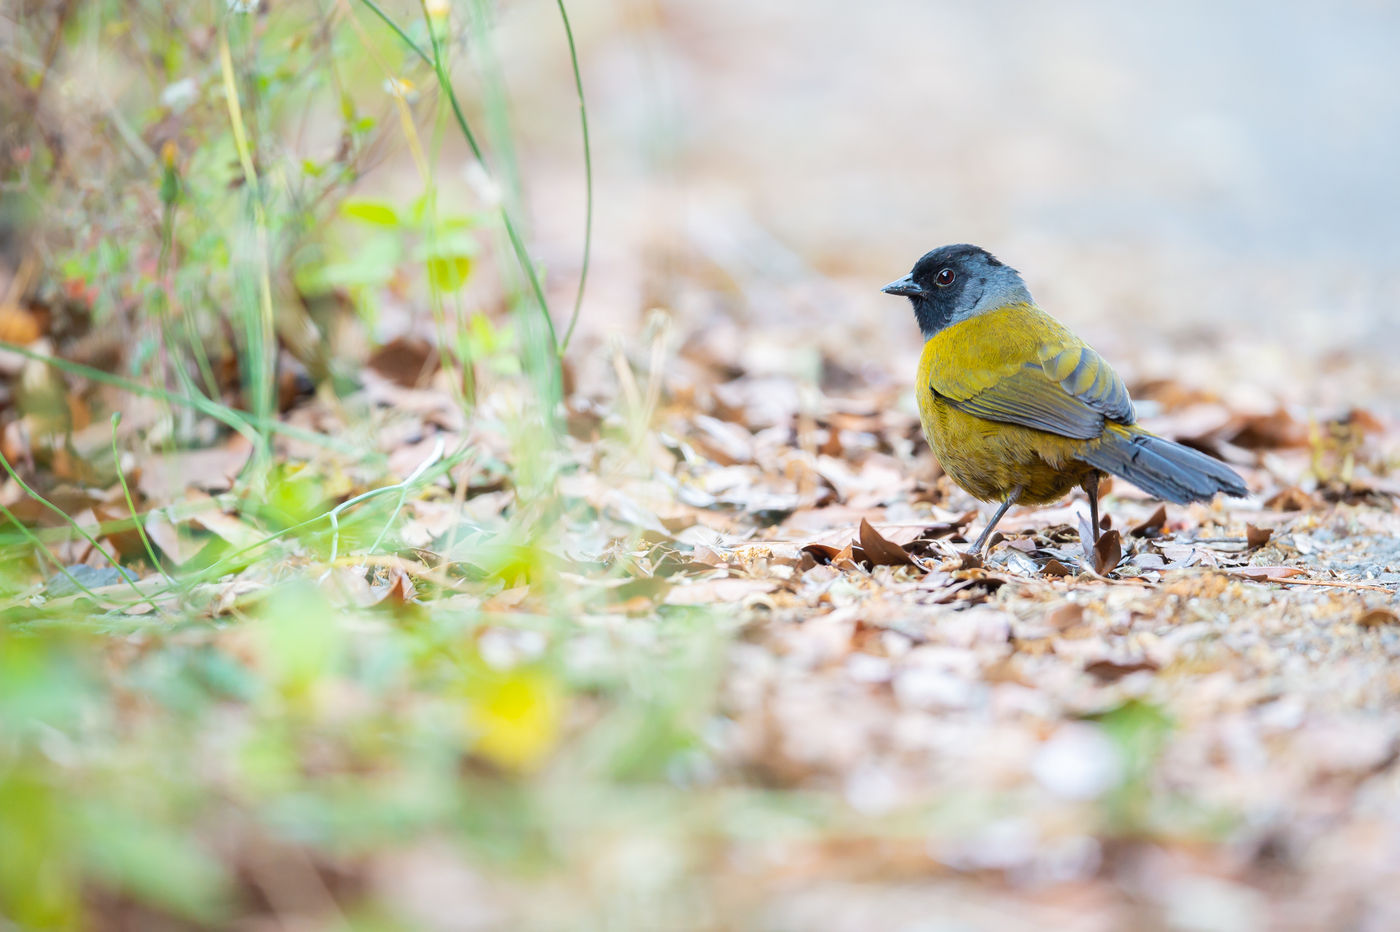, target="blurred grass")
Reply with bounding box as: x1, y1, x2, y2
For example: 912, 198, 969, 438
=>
0, 2, 710, 928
